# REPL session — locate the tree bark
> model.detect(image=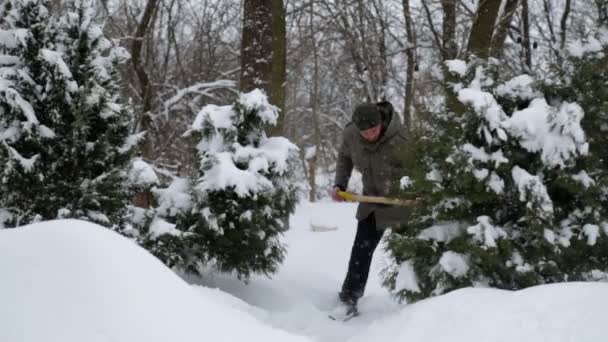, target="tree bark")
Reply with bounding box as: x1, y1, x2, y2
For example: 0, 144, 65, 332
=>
240, 0, 273, 93
466, 0, 503, 59
308, 0, 321, 202
559, 0, 572, 49
441, 0, 458, 60
521, 0, 532, 71
490, 0, 519, 58
421, 0, 443, 57
131, 0, 159, 159
403, 0, 416, 127
269, 0, 286, 136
